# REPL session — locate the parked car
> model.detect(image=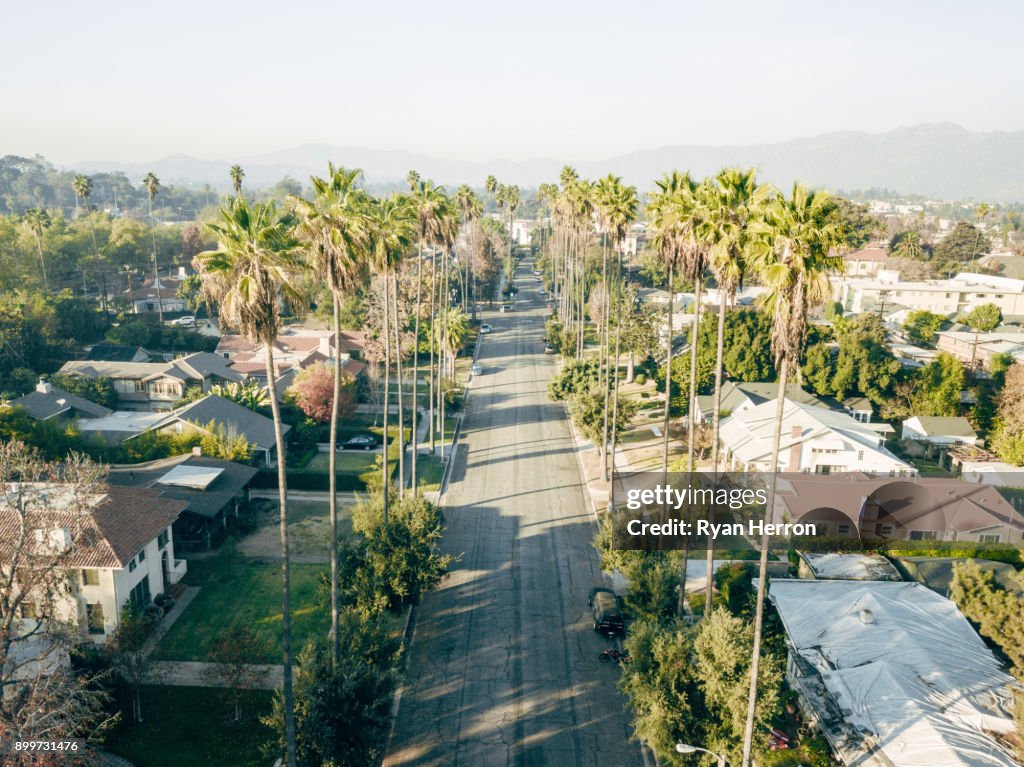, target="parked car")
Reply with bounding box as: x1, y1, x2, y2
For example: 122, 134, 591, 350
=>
538, 288, 546, 296
474, 304, 483, 312
168, 315, 196, 327
544, 344, 556, 354
533, 269, 541, 276
590, 588, 624, 635
341, 435, 379, 451
500, 304, 513, 313
480, 323, 492, 334
471, 363, 483, 376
